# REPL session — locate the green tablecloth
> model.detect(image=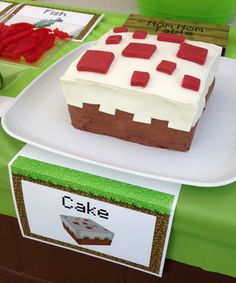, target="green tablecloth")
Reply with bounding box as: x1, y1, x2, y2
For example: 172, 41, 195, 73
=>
1, 0, 236, 278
